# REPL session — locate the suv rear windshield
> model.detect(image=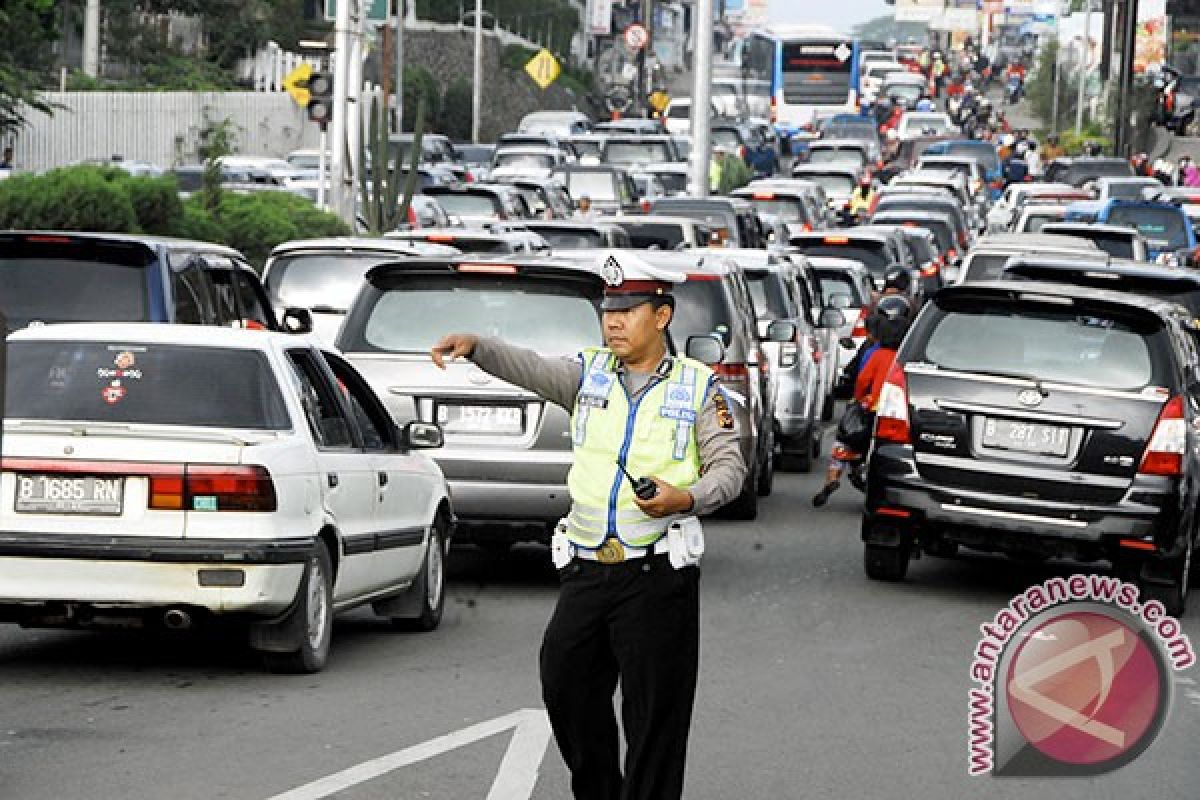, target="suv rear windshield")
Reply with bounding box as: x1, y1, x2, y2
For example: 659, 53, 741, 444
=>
917, 299, 1164, 390
560, 171, 621, 202
944, 143, 1001, 173
795, 173, 855, 195
428, 192, 501, 217
1106, 206, 1190, 249
0, 239, 152, 328
962, 252, 1012, 282
744, 271, 789, 318
347, 276, 601, 356
266, 253, 394, 312
746, 197, 809, 224
1082, 233, 1136, 259
604, 141, 672, 165
7, 341, 289, 429
531, 228, 606, 249
815, 269, 867, 306
808, 148, 866, 168
793, 241, 888, 272
654, 172, 689, 194
672, 279, 737, 345
617, 221, 691, 249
